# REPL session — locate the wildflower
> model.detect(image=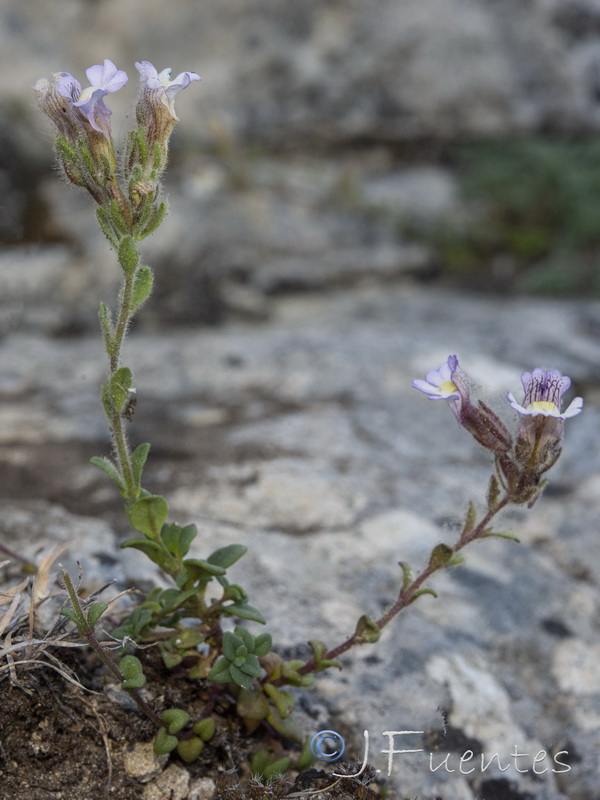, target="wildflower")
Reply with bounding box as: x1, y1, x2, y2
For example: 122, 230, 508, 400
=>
34, 61, 129, 203
134, 62, 200, 118
506, 368, 583, 494
413, 355, 512, 454
56, 59, 128, 135
507, 369, 583, 420
33, 77, 82, 141
412, 355, 469, 423
132, 61, 200, 175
